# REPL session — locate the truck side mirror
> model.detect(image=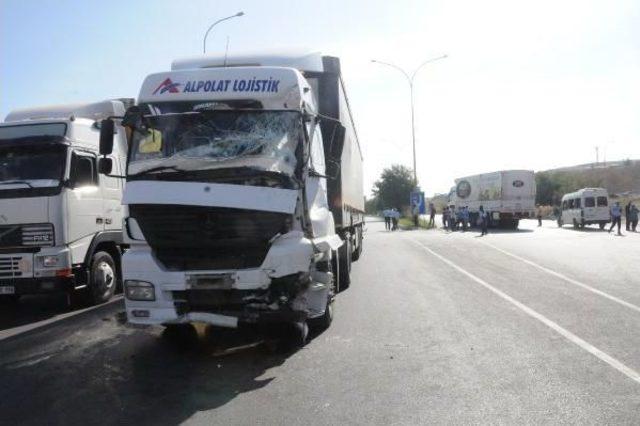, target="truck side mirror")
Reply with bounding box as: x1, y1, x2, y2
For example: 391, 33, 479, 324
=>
98, 157, 113, 175
99, 119, 115, 155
